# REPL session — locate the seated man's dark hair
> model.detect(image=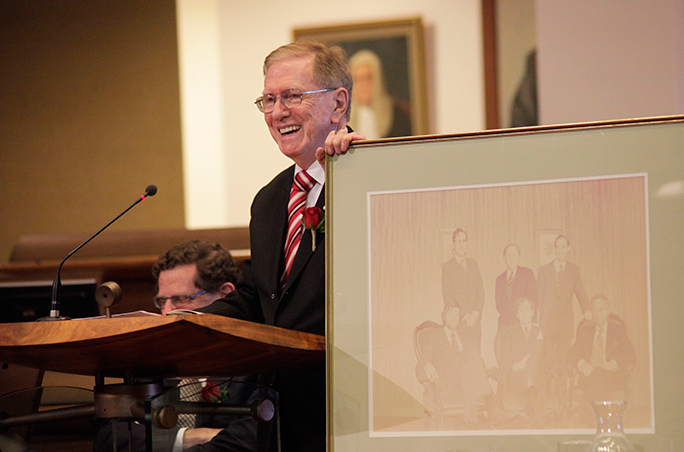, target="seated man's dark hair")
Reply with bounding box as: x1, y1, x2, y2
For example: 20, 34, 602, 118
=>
152, 240, 238, 293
